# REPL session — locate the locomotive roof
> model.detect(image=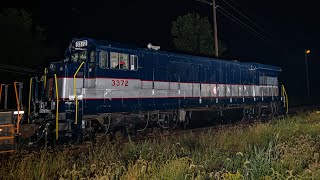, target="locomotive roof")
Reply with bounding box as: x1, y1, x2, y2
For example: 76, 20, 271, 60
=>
72, 37, 282, 72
